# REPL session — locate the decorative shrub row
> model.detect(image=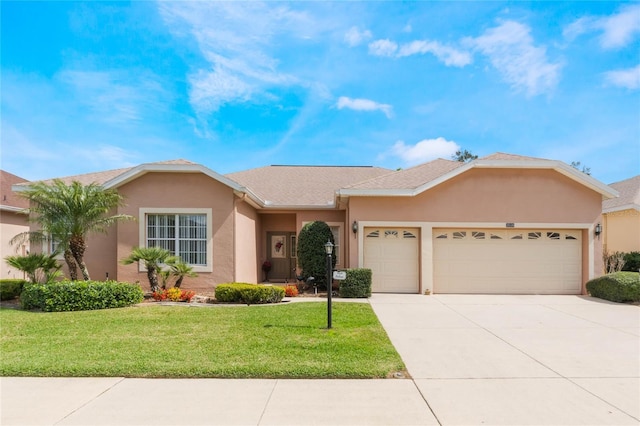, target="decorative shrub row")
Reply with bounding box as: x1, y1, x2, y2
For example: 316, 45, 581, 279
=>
622, 252, 640, 272
215, 283, 284, 305
339, 269, 372, 298
0, 279, 27, 301
586, 272, 640, 303
21, 280, 144, 312
152, 287, 196, 302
